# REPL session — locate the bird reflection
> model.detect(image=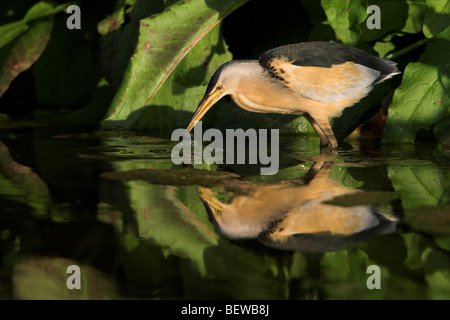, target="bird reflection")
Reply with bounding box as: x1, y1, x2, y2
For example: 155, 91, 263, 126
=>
199, 161, 397, 252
